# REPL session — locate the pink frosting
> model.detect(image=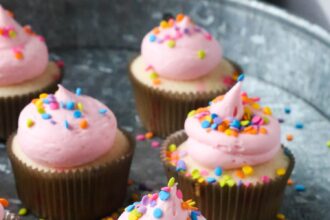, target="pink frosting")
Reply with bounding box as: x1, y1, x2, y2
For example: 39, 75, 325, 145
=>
118, 181, 206, 220
0, 204, 3, 220
16, 85, 117, 168
141, 15, 222, 80
0, 6, 48, 86
184, 80, 281, 170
